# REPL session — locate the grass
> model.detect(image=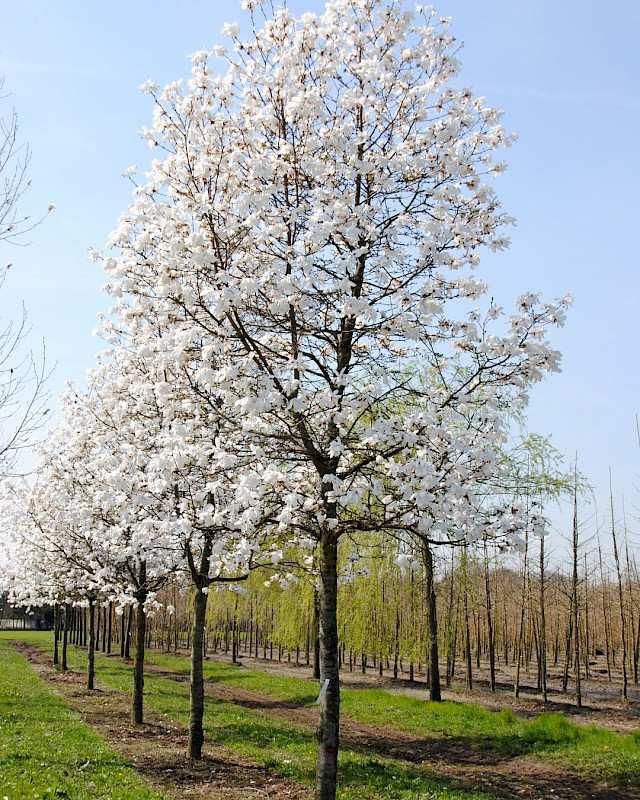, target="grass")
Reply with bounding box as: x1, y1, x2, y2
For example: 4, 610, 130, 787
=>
0, 637, 165, 800
4, 632, 640, 797
142, 648, 640, 787
1, 632, 495, 800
